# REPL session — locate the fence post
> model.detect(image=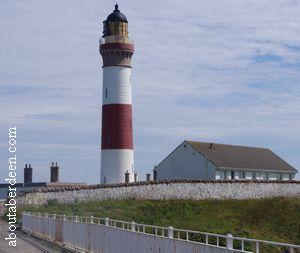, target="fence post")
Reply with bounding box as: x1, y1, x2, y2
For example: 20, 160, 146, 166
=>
45, 213, 48, 219
63, 214, 66, 221
90, 216, 94, 224
168, 226, 174, 239
256, 241, 260, 253
226, 234, 233, 249
289, 247, 294, 253
105, 218, 109, 226
53, 213, 56, 220
75, 215, 78, 222
131, 222, 136, 232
